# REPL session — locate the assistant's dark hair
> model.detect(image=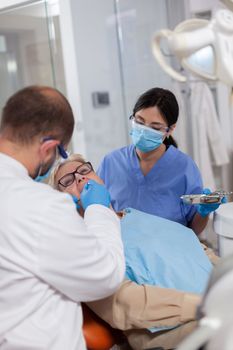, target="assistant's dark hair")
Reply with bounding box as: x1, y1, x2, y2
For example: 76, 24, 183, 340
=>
133, 87, 179, 148
0, 85, 74, 145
